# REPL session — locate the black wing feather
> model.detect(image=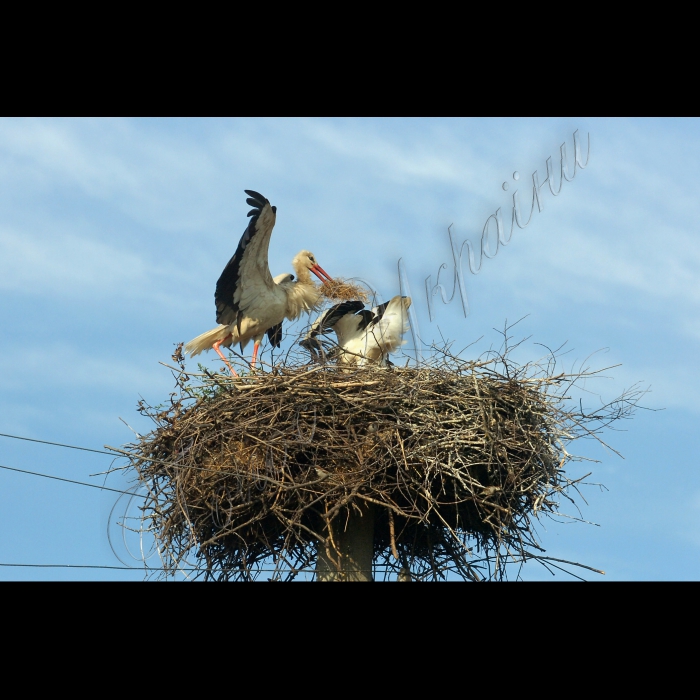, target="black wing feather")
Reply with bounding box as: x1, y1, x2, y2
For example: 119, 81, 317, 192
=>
371, 301, 391, 321
299, 301, 364, 355
267, 322, 283, 348
356, 309, 378, 332
215, 190, 273, 327
319, 301, 365, 334
359, 296, 407, 333
244, 189, 267, 204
